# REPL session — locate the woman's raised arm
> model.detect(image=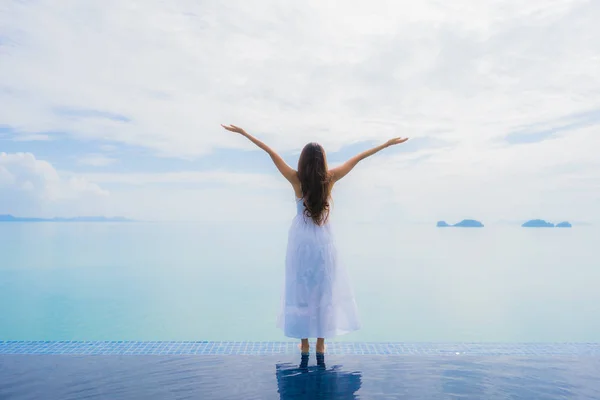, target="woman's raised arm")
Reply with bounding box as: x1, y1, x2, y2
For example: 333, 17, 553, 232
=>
221, 124, 299, 185
330, 137, 409, 182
